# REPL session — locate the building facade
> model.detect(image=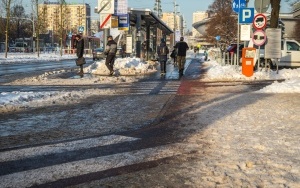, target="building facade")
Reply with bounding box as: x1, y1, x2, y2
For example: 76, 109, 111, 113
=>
161, 12, 181, 32
161, 12, 183, 45
38, 2, 91, 36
